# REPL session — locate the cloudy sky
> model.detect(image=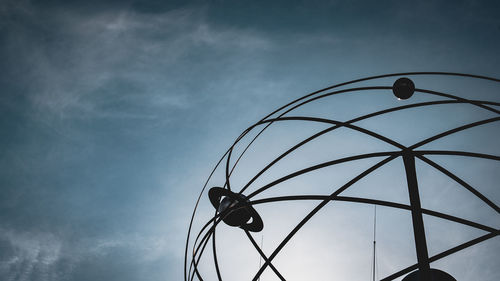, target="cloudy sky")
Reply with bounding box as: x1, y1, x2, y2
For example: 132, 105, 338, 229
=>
1, 1, 499, 281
